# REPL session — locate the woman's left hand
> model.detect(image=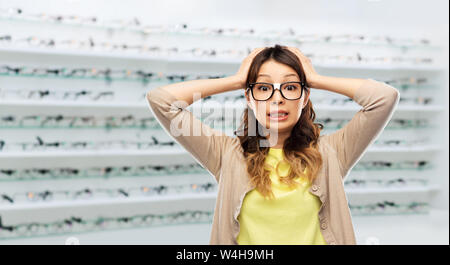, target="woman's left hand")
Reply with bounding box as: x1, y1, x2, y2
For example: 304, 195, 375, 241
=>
285, 46, 321, 88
